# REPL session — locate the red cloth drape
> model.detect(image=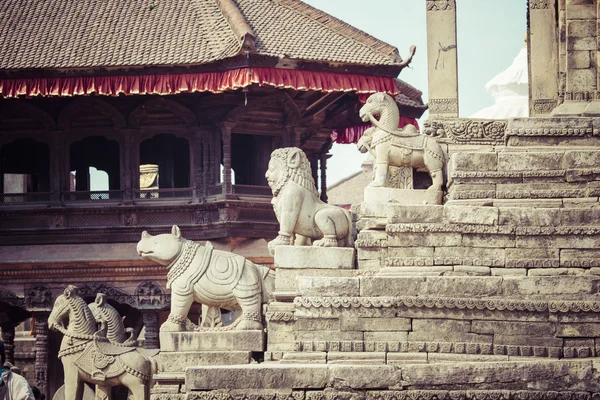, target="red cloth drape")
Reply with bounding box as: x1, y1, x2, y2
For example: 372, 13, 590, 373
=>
331, 117, 420, 144
0, 67, 398, 98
